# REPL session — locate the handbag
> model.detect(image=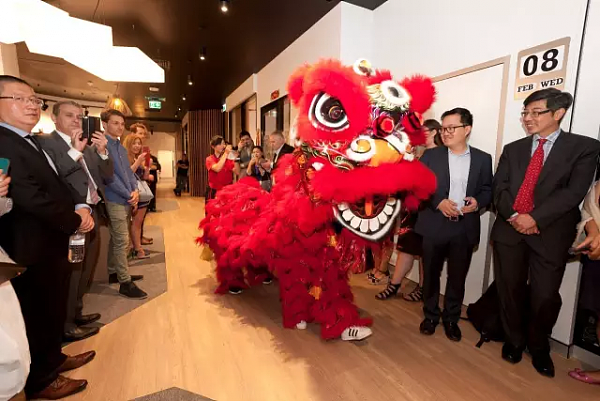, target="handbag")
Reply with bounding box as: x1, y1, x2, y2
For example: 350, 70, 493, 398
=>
135, 174, 154, 203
